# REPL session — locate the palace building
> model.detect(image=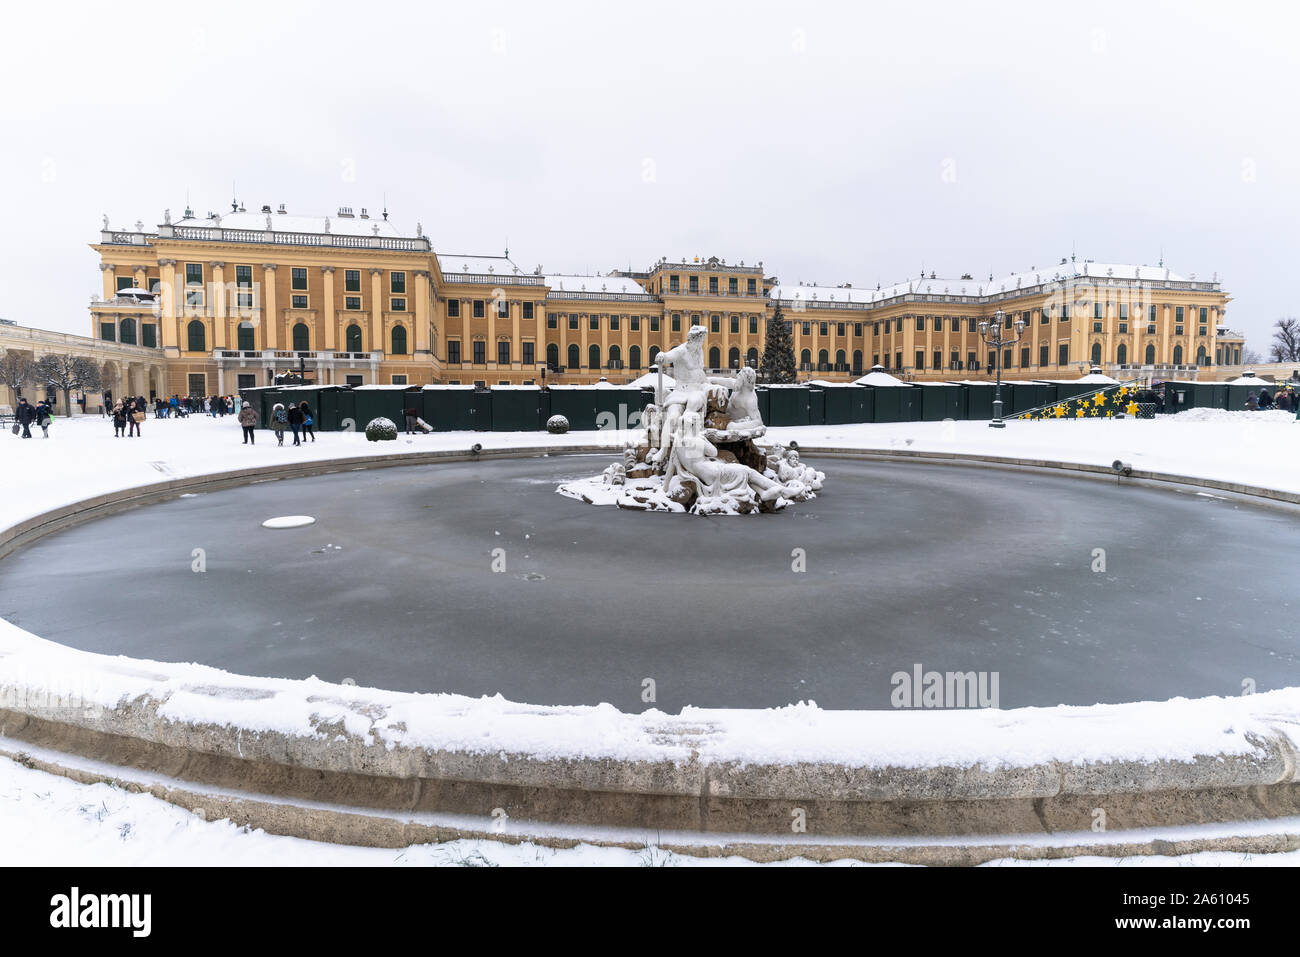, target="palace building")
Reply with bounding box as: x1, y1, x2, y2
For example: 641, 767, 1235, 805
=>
85, 202, 1238, 398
